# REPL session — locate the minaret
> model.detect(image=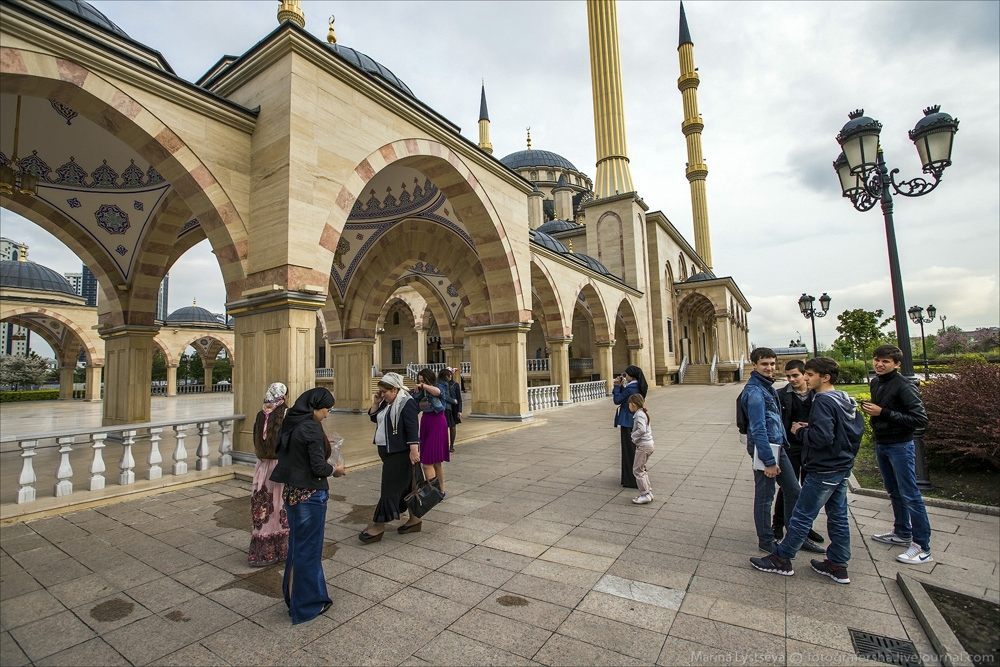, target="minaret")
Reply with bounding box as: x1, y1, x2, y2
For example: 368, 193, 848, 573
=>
277, 0, 305, 28
586, 0, 635, 199
478, 82, 493, 155
677, 2, 713, 271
